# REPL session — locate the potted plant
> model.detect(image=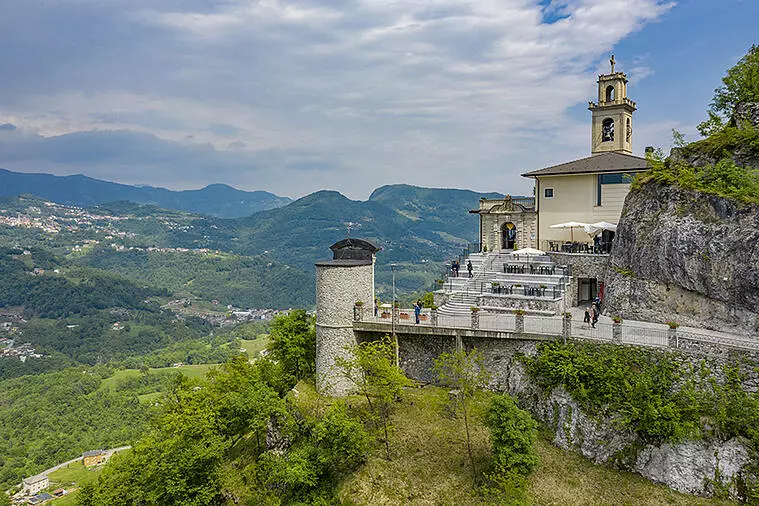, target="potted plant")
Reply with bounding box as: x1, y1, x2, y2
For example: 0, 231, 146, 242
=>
470, 306, 480, 313
666, 321, 680, 329
419, 313, 429, 321
381, 311, 391, 318
491, 282, 500, 287
612, 315, 623, 324
514, 309, 526, 316
354, 300, 364, 307
399, 312, 410, 320
562, 312, 572, 319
